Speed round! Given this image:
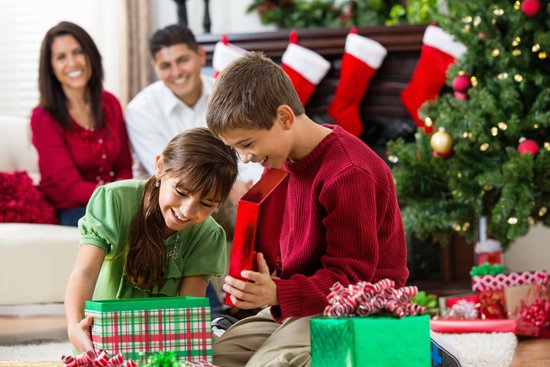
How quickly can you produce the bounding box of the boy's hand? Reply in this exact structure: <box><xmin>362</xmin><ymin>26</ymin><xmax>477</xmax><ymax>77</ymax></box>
<box><xmin>223</xmin><ymin>252</ymin><xmax>278</xmax><ymax>309</ymax></box>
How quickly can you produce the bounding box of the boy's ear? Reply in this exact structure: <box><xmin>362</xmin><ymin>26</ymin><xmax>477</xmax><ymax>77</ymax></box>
<box><xmin>154</xmin><ymin>155</ymin><xmax>164</xmax><ymax>179</ymax></box>
<box><xmin>276</xmin><ymin>105</ymin><xmax>295</xmax><ymax>130</ymax></box>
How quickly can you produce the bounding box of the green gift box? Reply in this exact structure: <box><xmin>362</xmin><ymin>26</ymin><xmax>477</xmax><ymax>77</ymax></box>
<box><xmin>85</xmin><ymin>296</ymin><xmax>212</xmax><ymax>363</ymax></box>
<box><xmin>311</xmin><ymin>315</ymin><xmax>431</xmax><ymax>367</ymax></box>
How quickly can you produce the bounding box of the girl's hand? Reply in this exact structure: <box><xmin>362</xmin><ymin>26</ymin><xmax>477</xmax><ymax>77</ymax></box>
<box><xmin>223</xmin><ymin>252</ymin><xmax>278</xmax><ymax>309</ymax></box>
<box><xmin>68</xmin><ymin>315</ymin><xmax>94</xmax><ymax>354</ymax></box>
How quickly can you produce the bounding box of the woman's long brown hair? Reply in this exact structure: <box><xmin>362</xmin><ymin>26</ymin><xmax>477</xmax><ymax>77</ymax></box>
<box><xmin>125</xmin><ymin>128</ymin><xmax>238</xmax><ymax>289</ymax></box>
<box><xmin>38</xmin><ymin>21</ymin><xmax>104</xmax><ymax>130</ymax></box>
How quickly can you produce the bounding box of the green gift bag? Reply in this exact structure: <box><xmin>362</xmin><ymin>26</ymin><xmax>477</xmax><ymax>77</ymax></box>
<box><xmin>310</xmin><ymin>315</ymin><xmax>431</xmax><ymax>367</ymax></box>
<box><xmin>85</xmin><ymin>296</ymin><xmax>211</xmax><ymax>363</ymax></box>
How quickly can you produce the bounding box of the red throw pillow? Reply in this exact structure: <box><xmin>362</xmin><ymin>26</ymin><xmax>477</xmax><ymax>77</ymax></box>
<box><xmin>0</xmin><ymin>171</ymin><xmax>57</xmax><ymax>224</ymax></box>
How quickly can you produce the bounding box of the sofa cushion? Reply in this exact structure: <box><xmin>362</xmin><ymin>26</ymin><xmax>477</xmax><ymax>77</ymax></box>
<box><xmin>0</xmin><ymin>115</ymin><xmax>39</xmax><ymax>183</ymax></box>
<box><xmin>0</xmin><ymin>223</ymin><xmax>80</xmax><ymax>305</ymax></box>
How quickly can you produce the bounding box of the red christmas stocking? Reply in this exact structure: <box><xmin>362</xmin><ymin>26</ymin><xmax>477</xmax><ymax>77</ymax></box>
<box><xmin>401</xmin><ymin>25</ymin><xmax>466</xmax><ymax>133</ymax></box>
<box><xmin>281</xmin><ymin>31</ymin><xmax>331</xmax><ymax>106</ymax></box>
<box><xmin>328</xmin><ymin>29</ymin><xmax>387</xmax><ymax>137</ymax></box>
<box><xmin>213</xmin><ymin>35</ymin><xmax>248</xmax><ymax>78</ymax></box>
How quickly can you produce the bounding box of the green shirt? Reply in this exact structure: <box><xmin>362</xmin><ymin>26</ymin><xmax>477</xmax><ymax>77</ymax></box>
<box><xmin>78</xmin><ymin>180</ymin><xmax>227</xmax><ymax>300</ymax></box>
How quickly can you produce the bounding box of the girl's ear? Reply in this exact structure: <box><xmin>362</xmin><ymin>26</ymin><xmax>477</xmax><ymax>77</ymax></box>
<box><xmin>154</xmin><ymin>155</ymin><xmax>164</xmax><ymax>179</ymax></box>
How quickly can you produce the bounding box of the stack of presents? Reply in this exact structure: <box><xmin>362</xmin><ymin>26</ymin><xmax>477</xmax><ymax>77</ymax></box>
<box><xmin>431</xmin><ymin>240</ymin><xmax>549</xmax><ymax>340</ymax></box>
<box><xmin>62</xmin><ymin>171</ymin><xmax>549</xmax><ymax>366</ymax></box>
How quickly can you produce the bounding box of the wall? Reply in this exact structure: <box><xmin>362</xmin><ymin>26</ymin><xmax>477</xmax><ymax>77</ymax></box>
<box><xmin>0</xmin><ymin>0</ymin><xmax>122</xmax><ymax>119</ymax></box>
<box><xmin>151</xmin><ymin>0</ymin><xmax>273</xmax><ymax>36</ymax></box>
<box><xmin>505</xmin><ymin>224</ymin><xmax>550</xmax><ymax>272</ymax></box>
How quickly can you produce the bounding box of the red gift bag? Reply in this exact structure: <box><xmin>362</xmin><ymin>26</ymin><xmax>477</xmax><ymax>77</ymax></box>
<box><xmin>225</xmin><ymin>168</ymin><xmax>289</xmax><ymax>306</ymax></box>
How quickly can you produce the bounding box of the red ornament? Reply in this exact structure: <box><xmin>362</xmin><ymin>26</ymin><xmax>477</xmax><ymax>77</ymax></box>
<box><xmin>518</xmin><ymin>139</ymin><xmax>540</xmax><ymax>156</ymax></box>
<box><xmin>432</xmin><ymin>149</ymin><xmax>453</xmax><ymax>158</ymax></box>
<box><xmin>454</xmin><ymin>91</ymin><xmax>468</xmax><ymax>101</ymax></box>
<box><xmin>521</xmin><ymin>0</ymin><xmax>541</xmax><ymax>17</ymax></box>
<box><xmin>452</xmin><ymin>74</ymin><xmax>471</xmax><ymax>93</ymax></box>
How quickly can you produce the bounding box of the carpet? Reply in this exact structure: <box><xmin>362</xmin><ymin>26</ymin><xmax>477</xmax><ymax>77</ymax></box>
<box><xmin>0</xmin><ymin>333</ymin><xmax>517</xmax><ymax>366</ymax></box>
<box><xmin>434</xmin><ymin>332</ymin><xmax>517</xmax><ymax>367</ymax></box>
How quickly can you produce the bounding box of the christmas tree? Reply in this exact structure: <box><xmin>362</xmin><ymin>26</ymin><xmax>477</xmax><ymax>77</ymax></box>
<box><xmin>388</xmin><ymin>0</ymin><xmax>550</xmax><ymax>248</ymax></box>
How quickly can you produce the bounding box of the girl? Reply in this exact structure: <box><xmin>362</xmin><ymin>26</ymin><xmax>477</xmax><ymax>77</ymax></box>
<box><xmin>31</xmin><ymin>21</ymin><xmax>132</xmax><ymax>226</ymax></box>
<box><xmin>64</xmin><ymin>128</ymin><xmax>238</xmax><ymax>354</ymax></box>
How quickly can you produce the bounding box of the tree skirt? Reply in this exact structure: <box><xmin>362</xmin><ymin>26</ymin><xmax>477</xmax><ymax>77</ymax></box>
<box><xmin>434</xmin><ymin>332</ymin><xmax>517</xmax><ymax>367</ymax></box>
<box><xmin>0</xmin><ymin>333</ymin><xmax>518</xmax><ymax>366</ymax></box>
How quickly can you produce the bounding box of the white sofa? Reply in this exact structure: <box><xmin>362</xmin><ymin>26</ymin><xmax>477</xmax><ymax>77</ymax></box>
<box><xmin>0</xmin><ymin>115</ymin><xmax>80</xmax><ymax>305</ymax></box>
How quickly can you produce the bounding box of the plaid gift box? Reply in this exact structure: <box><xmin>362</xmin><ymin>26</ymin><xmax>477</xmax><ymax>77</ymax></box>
<box><xmin>311</xmin><ymin>315</ymin><xmax>431</xmax><ymax>367</ymax></box>
<box><xmin>472</xmin><ymin>271</ymin><xmax>548</xmax><ymax>293</ymax></box>
<box><xmin>85</xmin><ymin>296</ymin><xmax>212</xmax><ymax>363</ymax></box>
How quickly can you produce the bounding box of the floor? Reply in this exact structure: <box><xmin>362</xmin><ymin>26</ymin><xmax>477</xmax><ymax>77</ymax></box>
<box><xmin>1</xmin><ymin>314</ymin><xmax>550</xmax><ymax>365</ymax></box>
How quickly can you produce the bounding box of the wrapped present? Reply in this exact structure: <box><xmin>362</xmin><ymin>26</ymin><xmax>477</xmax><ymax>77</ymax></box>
<box><xmin>225</xmin><ymin>168</ymin><xmax>289</xmax><ymax>306</ymax></box>
<box><xmin>413</xmin><ymin>291</ymin><xmax>439</xmax><ymax>318</ymax></box>
<box><xmin>442</xmin><ymin>299</ymin><xmax>479</xmax><ymax>320</ymax></box>
<box><xmin>85</xmin><ymin>296</ymin><xmax>212</xmax><ymax>363</ymax></box>
<box><xmin>478</xmin><ymin>290</ymin><xmax>507</xmax><ymax>319</ymax></box>
<box><xmin>471</xmin><ymin>270</ymin><xmax>548</xmax><ymax>292</ymax></box>
<box><xmin>311</xmin><ymin>279</ymin><xmax>430</xmax><ymax>366</ymax></box>
<box><xmin>311</xmin><ymin>315</ymin><xmax>431</xmax><ymax>367</ymax></box>
<box><xmin>504</xmin><ymin>285</ymin><xmax>538</xmax><ymax>316</ymax></box>
<box><xmin>514</xmin><ymin>285</ymin><xmax>550</xmax><ymax>338</ymax></box>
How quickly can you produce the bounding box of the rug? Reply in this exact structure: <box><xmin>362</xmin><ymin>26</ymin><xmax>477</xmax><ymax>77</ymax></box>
<box><xmin>0</xmin><ymin>333</ymin><xmax>517</xmax><ymax>366</ymax></box>
<box><xmin>433</xmin><ymin>332</ymin><xmax>517</xmax><ymax>367</ymax></box>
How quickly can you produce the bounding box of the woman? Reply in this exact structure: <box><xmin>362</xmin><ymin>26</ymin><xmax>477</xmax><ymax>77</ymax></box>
<box><xmin>31</xmin><ymin>21</ymin><xmax>132</xmax><ymax>226</ymax></box>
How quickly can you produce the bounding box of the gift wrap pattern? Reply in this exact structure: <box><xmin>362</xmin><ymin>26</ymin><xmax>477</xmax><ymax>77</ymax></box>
<box><xmin>85</xmin><ymin>297</ymin><xmax>212</xmax><ymax>363</ymax></box>
<box><xmin>311</xmin><ymin>315</ymin><xmax>431</xmax><ymax>367</ymax></box>
<box><xmin>472</xmin><ymin>271</ymin><xmax>548</xmax><ymax>292</ymax></box>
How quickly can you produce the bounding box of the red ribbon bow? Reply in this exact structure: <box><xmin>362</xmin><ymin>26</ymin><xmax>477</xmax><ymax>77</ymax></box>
<box><xmin>324</xmin><ymin>279</ymin><xmax>424</xmax><ymax>318</ymax></box>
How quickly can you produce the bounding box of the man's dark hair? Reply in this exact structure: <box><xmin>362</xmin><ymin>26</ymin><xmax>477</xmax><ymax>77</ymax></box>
<box><xmin>148</xmin><ymin>24</ymin><xmax>199</xmax><ymax>57</ymax></box>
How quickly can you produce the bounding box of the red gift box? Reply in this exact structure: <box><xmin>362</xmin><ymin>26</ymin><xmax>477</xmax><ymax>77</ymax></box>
<box><xmin>471</xmin><ymin>271</ymin><xmax>548</xmax><ymax>292</ymax></box>
<box><xmin>225</xmin><ymin>168</ymin><xmax>289</xmax><ymax>306</ymax></box>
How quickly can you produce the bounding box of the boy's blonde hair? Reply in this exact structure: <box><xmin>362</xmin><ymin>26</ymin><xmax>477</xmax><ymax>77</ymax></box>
<box><xmin>207</xmin><ymin>52</ymin><xmax>305</xmax><ymax>136</ymax></box>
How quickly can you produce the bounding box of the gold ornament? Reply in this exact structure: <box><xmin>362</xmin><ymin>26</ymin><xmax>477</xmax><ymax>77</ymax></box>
<box><xmin>430</xmin><ymin>127</ymin><xmax>453</xmax><ymax>154</ymax></box>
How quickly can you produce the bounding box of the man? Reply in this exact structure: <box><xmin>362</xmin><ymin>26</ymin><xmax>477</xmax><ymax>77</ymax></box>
<box><xmin>125</xmin><ymin>24</ymin><xmax>262</xmax><ymax>207</ymax></box>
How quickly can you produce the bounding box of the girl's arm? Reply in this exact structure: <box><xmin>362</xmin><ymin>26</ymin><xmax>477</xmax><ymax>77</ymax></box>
<box><xmin>178</xmin><ymin>276</ymin><xmax>208</xmax><ymax>297</ymax></box>
<box><xmin>64</xmin><ymin>244</ymin><xmax>105</xmax><ymax>354</ymax></box>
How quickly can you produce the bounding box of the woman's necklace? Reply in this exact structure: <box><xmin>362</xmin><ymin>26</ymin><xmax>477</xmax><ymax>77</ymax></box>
<box><xmin>167</xmin><ymin>231</ymin><xmax>179</xmax><ymax>260</ymax></box>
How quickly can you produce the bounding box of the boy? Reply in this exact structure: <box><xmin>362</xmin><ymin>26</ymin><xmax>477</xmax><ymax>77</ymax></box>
<box><xmin>206</xmin><ymin>52</ymin><xmax>409</xmax><ymax>367</ymax></box>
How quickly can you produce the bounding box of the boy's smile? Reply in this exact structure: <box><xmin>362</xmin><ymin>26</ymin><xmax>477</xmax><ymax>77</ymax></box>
<box><xmin>220</xmin><ymin>124</ymin><xmax>288</xmax><ymax>168</ymax></box>
<box><xmin>220</xmin><ymin>126</ymin><xmax>290</xmax><ymax>169</ymax></box>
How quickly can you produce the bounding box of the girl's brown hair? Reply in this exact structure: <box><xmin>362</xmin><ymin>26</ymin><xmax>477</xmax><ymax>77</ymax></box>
<box><xmin>38</xmin><ymin>21</ymin><xmax>104</xmax><ymax>130</ymax></box>
<box><xmin>125</xmin><ymin>128</ymin><xmax>238</xmax><ymax>289</ymax></box>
